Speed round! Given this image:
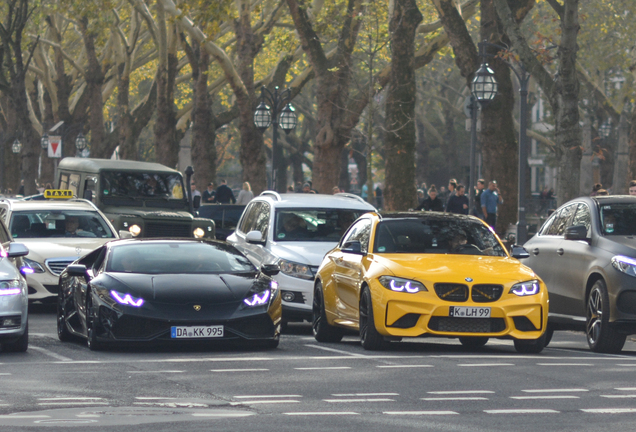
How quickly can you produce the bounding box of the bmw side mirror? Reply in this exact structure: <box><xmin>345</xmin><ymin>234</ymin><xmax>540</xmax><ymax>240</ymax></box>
<box><xmin>510</xmin><ymin>245</ymin><xmax>530</xmax><ymax>260</ymax></box>
<box><xmin>261</xmin><ymin>264</ymin><xmax>280</xmax><ymax>276</ymax></box>
<box><xmin>246</xmin><ymin>230</ymin><xmax>265</xmax><ymax>245</ymax></box>
<box><xmin>341</xmin><ymin>240</ymin><xmax>365</xmax><ymax>255</ymax></box>
<box><xmin>66</xmin><ymin>264</ymin><xmax>88</xmax><ymax>277</ymax></box>
<box><xmin>564</xmin><ymin>225</ymin><xmax>589</xmax><ymax>242</ymax></box>
<box><xmin>7</xmin><ymin>243</ymin><xmax>29</xmax><ymax>258</ymax></box>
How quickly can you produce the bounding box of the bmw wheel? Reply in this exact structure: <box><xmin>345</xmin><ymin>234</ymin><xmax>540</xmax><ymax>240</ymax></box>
<box><xmin>359</xmin><ymin>287</ymin><xmax>388</xmax><ymax>351</ymax></box>
<box><xmin>312</xmin><ymin>281</ymin><xmax>344</xmax><ymax>343</ymax></box>
<box><xmin>514</xmin><ymin>333</ymin><xmax>546</xmax><ymax>353</ymax></box>
<box><xmin>586</xmin><ymin>279</ymin><xmax>625</xmax><ymax>353</ymax></box>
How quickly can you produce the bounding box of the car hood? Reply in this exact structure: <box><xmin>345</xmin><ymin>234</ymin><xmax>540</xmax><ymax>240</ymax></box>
<box><xmin>101</xmin><ymin>206</ymin><xmax>193</xmax><ymax>220</ymax></box>
<box><xmin>270</xmin><ymin>241</ymin><xmax>336</xmax><ymax>266</ymax></box>
<box><xmin>101</xmin><ymin>272</ymin><xmax>262</xmax><ymax>304</ymax></box>
<box><xmin>373</xmin><ymin>254</ymin><xmax>538</xmax><ymax>285</ymax></box>
<box><xmin>18</xmin><ymin>238</ymin><xmax>111</xmax><ymax>262</ymax></box>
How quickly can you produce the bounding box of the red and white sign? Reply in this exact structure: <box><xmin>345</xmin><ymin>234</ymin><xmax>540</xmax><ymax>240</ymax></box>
<box><xmin>48</xmin><ymin>136</ymin><xmax>62</xmax><ymax>158</ymax></box>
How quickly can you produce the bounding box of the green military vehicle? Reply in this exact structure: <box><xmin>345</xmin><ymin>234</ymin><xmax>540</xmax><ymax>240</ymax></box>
<box><xmin>55</xmin><ymin>158</ymin><xmax>214</xmax><ymax>239</ymax></box>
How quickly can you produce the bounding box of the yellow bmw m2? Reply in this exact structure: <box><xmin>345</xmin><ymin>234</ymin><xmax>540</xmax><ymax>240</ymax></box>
<box><xmin>313</xmin><ymin>212</ymin><xmax>548</xmax><ymax>353</ymax></box>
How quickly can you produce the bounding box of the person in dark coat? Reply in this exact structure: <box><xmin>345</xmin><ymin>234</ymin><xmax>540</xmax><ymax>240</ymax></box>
<box><xmin>446</xmin><ymin>184</ymin><xmax>469</xmax><ymax>215</ymax></box>
<box><xmin>202</xmin><ymin>182</ymin><xmax>216</xmax><ymax>203</ymax></box>
<box><xmin>416</xmin><ymin>185</ymin><xmax>444</xmax><ymax>212</ymax></box>
<box><xmin>215</xmin><ymin>179</ymin><xmax>236</xmax><ymax>204</ymax></box>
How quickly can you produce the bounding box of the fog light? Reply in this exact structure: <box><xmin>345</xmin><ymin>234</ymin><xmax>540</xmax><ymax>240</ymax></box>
<box><xmin>193</xmin><ymin>227</ymin><xmax>205</xmax><ymax>238</ymax></box>
<box><xmin>282</xmin><ymin>291</ymin><xmax>295</xmax><ymax>302</ymax></box>
<box><xmin>129</xmin><ymin>224</ymin><xmax>141</xmax><ymax>237</ymax></box>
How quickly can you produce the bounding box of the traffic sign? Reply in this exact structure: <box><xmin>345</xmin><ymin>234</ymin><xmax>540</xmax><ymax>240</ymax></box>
<box><xmin>48</xmin><ymin>136</ymin><xmax>62</xmax><ymax>158</ymax></box>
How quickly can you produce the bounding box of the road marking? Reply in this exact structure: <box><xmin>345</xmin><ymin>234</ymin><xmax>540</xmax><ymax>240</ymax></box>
<box><xmin>134</xmin><ymin>402</ymin><xmax>210</xmax><ymax>407</ymax></box>
<box><xmin>600</xmin><ymin>394</ymin><xmax>636</xmax><ymax>398</ymax></box>
<box><xmin>581</xmin><ymin>408</ymin><xmax>636</xmax><ymax>414</ymax></box>
<box><xmin>485</xmin><ymin>409</ymin><xmax>559</xmax><ymax>414</ymax></box>
<box><xmin>234</xmin><ymin>395</ymin><xmax>302</xmax><ymax>399</ymax></box>
<box><xmin>421</xmin><ymin>397</ymin><xmax>488</xmax><ymax>401</ymax></box>
<box><xmin>522</xmin><ymin>389</ymin><xmax>588</xmax><ymax>393</ymax></box>
<box><xmin>384</xmin><ymin>411</ymin><xmax>458</xmax><ymax>415</ymax></box>
<box><xmin>458</xmin><ymin>363</ymin><xmax>515</xmax><ymax>367</ymax></box>
<box><xmin>210</xmin><ymin>368</ymin><xmax>269</xmax><ymax>372</ymax></box>
<box><xmin>284</xmin><ymin>412</ymin><xmax>360</xmax><ymax>416</ymax></box>
<box><xmin>28</xmin><ymin>346</ymin><xmax>72</xmax><ymax>362</ymax></box>
<box><xmin>305</xmin><ymin>344</ymin><xmax>366</xmax><ymax>357</ymax></box>
<box><xmin>536</xmin><ymin>363</ymin><xmax>594</xmax><ymax>366</ymax></box>
<box><xmin>332</xmin><ymin>393</ymin><xmax>398</xmax><ymax>397</ymax></box>
<box><xmin>38</xmin><ymin>402</ymin><xmax>109</xmax><ymax>406</ymax></box>
<box><xmin>376</xmin><ymin>365</ymin><xmax>433</xmax><ymax>368</ymax></box>
<box><xmin>295</xmin><ymin>367</ymin><xmax>351</xmax><ymax>371</ymax></box>
<box><xmin>135</xmin><ymin>397</ymin><xmax>174</xmax><ymax>400</ymax></box>
<box><xmin>615</xmin><ymin>388</ymin><xmax>636</xmax><ymax>391</ymax></box>
<box><xmin>191</xmin><ymin>413</ymin><xmax>254</xmax><ymax>417</ymax></box>
<box><xmin>126</xmin><ymin>370</ymin><xmax>184</xmax><ymax>374</ymax></box>
<box><xmin>0</xmin><ymin>415</ymin><xmax>50</xmax><ymax>419</ymax></box>
<box><xmin>427</xmin><ymin>390</ymin><xmax>494</xmax><ymax>394</ymax></box>
<box><xmin>616</xmin><ymin>364</ymin><xmax>636</xmax><ymax>367</ymax></box>
<box><xmin>510</xmin><ymin>395</ymin><xmax>580</xmax><ymax>400</ymax></box>
<box><xmin>231</xmin><ymin>400</ymin><xmax>300</xmax><ymax>405</ymax></box>
<box><xmin>38</xmin><ymin>397</ymin><xmax>104</xmax><ymax>401</ymax></box>
<box><xmin>0</xmin><ymin>373</ymin><xmax>11</xmax><ymax>375</ymax></box>
<box><xmin>324</xmin><ymin>398</ymin><xmax>394</xmax><ymax>403</ymax></box>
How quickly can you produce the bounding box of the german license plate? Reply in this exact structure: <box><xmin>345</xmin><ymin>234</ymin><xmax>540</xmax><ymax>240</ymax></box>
<box><xmin>449</xmin><ymin>306</ymin><xmax>491</xmax><ymax>318</ymax></box>
<box><xmin>170</xmin><ymin>325</ymin><xmax>224</xmax><ymax>338</ymax></box>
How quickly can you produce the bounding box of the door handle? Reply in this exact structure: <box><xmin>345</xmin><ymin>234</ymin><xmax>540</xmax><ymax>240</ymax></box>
<box><xmin>556</xmin><ymin>248</ymin><xmax>564</xmax><ymax>255</ymax></box>
<box><xmin>532</xmin><ymin>248</ymin><xmax>539</xmax><ymax>255</ymax></box>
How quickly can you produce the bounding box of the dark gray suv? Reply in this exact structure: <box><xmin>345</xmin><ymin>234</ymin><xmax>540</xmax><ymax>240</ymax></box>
<box><xmin>522</xmin><ymin>195</ymin><xmax>636</xmax><ymax>353</ymax></box>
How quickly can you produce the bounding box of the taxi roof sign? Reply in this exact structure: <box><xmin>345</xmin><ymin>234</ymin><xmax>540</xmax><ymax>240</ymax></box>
<box><xmin>44</xmin><ymin>189</ymin><xmax>74</xmax><ymax>199</ymax></box>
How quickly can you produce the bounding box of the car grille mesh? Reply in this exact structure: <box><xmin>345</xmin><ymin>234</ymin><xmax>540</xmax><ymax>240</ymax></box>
<box><xmin>428</xmin><ymin>317</ymin><xmax>506</xmax><ymax>333</ymax></box>
<box><xmin>145</xmin><ymin>222</ymin><xmax>191</xmax><ymax>238</ymax></box>
<box><xmin>434</xmin><ymin>283</ymin><xmax>469</xmax><ymax>302</ymax></box>
<box><xmin>45</xmin><ymin>258</ymin><xmax>76</xmax><ymax>276</ymax></box>
<box><xmin>471</xmin><ymin>284</ymin><xmax>504</xmax><ymax>303</ymax></box>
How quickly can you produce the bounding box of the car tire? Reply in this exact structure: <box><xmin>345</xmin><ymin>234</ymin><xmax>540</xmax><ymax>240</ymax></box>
<box><xmin>459</xmin><ymin>336</ymin><xmax>489</xmax><ymax>348</ymax></box>
<box><xmin>312</xmin><ymin>282</ymin><xmax>344</xmax><ymax>343</ymax></box>
<box><xmin>587</xmin><ymin>279</ymin><xmax>626</xmax><ymax>353</ymax></box>
<box><xmin>3</xmin><ymin>323</ymin><xmax>28</xmax><ymax>353</ymax></box>
<box><xmin>86</xmin><ymin>293</ymin><xmax>105</xmax><ymax>352</ymax></box>
<box><xmin>543</xmin><ymin>325</ymin><xmax>554</xmax><ymax>347</ymax></box>
<box><xmin>57</xmin><ymin>297</ymin><xmax>74</xmax><ymax>342</ymax></box>
<box><xmin>513</xmin><ymin>333</ymin><xmax>546</xmax><ymax>354</ymax></box>
<box><xmin>359</xmin><ymin>287</ymin><xmax>388</xmax><ymax>351</ymax></box>
<box><xmin>261</xmin><ymin>337</ymin><xmax>280</xmax><ymax>349</ymax></box>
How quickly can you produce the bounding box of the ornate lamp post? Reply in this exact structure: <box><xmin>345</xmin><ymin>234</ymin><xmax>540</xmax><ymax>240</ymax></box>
<box><xmin>41</xmin><ymin>132</ymin><xmax>49</xmax><ymax>150</ymax></box>
<box><xmin>253</xmin><ymin>86</ymin><xmax>297</xmax><ymax>191</ymax></box>
<box><xmin>75</xmin><ymin>132</ymin><xmax>87</xmax><ymax>156</ymax></box>
<box><xmin>11</xmin><ymin>139</ymin><xmax>22</xmax><ymax>154</ymax></box>
<box><xmin>475</xmin><ymin>40</ymin><xmax>532</xmax><ymax>244</ymax></box>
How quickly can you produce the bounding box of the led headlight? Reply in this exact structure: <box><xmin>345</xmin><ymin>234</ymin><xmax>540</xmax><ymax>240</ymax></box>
<box><xmin>510</xmin><ymin>280</ymin><xmax>540</xmax><ymax>296</ymax></box>
<box><xmin>23</xmin><ymin>258</ymin><xmax>45</xmax><ymax>273</ymax></box>
<box><xmin>129</xmin><ymin>224</ymin><xmax>141</xmax><ymax>237</ymax></box>
<box><xmin>244</xmin><ymin>290</ymin><xmax>270</xmax><ymax>306</ymax></box>
<box><xmin>611</xmin><ymin>256</ymin><xmax>636</xmax><ymax>278</ymax></box>
<box><xmin>110</xmin><ymin>290</ymin><xmax>144</xmax><ymax>307</ymax></box>
<box><xmin>0</xmin><ymin>279</ymin><xmax>22</xmax><ymax>296</ymax></box>
<box><xmin>378</xmin><ymin>276</ymin><xmax>427</xmax><ymax>293</ymax></box>
<box><xmin>278</xmin><ymin>259</ymin><xmax>313</xmax><ymax>280</ymax></box>
<box><xmin>193</xmin><ymin>227</ymin><xmax>205</xmax><ymax>238</ymax></box>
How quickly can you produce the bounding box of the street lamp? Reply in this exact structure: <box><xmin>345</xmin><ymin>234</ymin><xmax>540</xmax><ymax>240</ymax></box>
<box><xmin>475</xmin><ymin>40</ymin><xmax>532</xmax><ymax>244</ymax></box>
<box><xmin>75</xmin><ymin>132</ymin><xmax>87</xmax><ymax>153</ymax></box>
<box><xmin>11</xmin><ymin>139</ymin><xmax>22</xmax><ymax>154</ymax></box>
<box><xmin>41</xmin><ymin>133</ymin><xmax>49</xmax><ymax>150</ymax></box>
<box><xmin>253</xmin><ymin>86</ymin><xmax>297</xmax><ymax>191</ymax></box>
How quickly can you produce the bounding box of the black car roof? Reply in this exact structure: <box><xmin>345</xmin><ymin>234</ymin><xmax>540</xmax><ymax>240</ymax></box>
<box><xmin>378</xmin><ymin>211</ymin><xmax>481</xmax><ymax>223</ymax></box>
<box><xmin>593</xmin><ymin>195</ymin><xmax>636</xmax><ymax>205</ymax></box>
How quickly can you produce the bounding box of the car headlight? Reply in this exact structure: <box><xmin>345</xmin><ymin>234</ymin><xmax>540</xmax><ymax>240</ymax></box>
<box><xmin>611</xmin><ymin>256</ymin><xmax>636</xmax><ymax>277</ymax></box>
<box><xmin>193</xmin><ymin>227</ymin><xmax>205</xmax><ymax>238</ymax></box>
<box><xmin>129</xmin><ymin>224</ymin><xmax>141</xmax><ymax>237</ymax></box>
<box><xmin>0</xmin><ymin>279</ymin><xmax>22</xmax><ymax>296</ymax></box>
<box><xmin>509</xmin><ymin>280</ymin><xmax>540</xmax><ymax>296</ymax></box>
<box><xmin>378</xmin><ymin>276</ymin><xmax>427</xmax><ymax>293</ymax></box>
<box><xmin>23</xmin><ymin>258</ymin><xmax>45</xmax><ymax>273</ymax></box>
<box><xmin>244</xmin><ymin>290</ymin><xmax>271</xmax><ymax>306</ymax></box>
<box><xmin>278</xmin><ymin>259</ymin><xmax>313</xmax><ymax>280</ymax></box>
<box><xmin>110</xmin><ymin>290</ymin><xmax>144</xmax><ymax>307</ymax></box>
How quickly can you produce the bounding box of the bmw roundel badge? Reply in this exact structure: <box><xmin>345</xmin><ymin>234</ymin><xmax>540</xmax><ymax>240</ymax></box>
<box><xmin>193</xmin><ymin>305</ymin><xmax>202</xmax><ymax>311</ymax></box>
<box><xmin>465</xmin><ymin>277</ymin><xmax>473</xmax><ymax>282</ymax></box>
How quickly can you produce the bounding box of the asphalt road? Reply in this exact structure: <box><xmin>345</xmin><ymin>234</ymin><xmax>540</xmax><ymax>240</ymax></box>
<box><xmin>2</xmin><ymin>305</ymin><xmax>636</xmax><ymax>432</ymax></box>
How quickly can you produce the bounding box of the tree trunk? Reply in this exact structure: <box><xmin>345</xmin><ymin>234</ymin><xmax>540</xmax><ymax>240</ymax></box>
<box><xmin>628</xmin><ymin>108</ymin><xmax>636</xmax><ymax>181</ymax></box>
<box><xmin>116</xmin><ymin>69</ymin><xmax>136</xmax><ymax>160</ymax></box>
<box><xmin>415</xmin><ymin>115</ymin><xmax>429</xmax><ymax>187</ymax></box>
<box><xmin>383</xmin><ymin>0</ymin><xmax>422</xmax><ymax>211</ymax></box>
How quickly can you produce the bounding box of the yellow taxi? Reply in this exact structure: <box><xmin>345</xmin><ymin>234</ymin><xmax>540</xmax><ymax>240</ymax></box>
<box><xmin>313</xmin><ymin>212</ymin><xmax>549</xmax><ymax>352</ymax></box>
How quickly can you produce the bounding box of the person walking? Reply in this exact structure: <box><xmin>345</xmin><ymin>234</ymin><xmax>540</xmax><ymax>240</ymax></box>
<box><xmin>481</xmin><ymin>180</ymin><xmax>503</xmax><ymax>231</ymax></box>
<box><xmin>190</xmin><ymin>181</ymin><xmax>202</xmax><ymax>208</ymax></box>
<box><xmin>215</xmin><ymin>179</ymin><xmax>236</xmax><ymax>204</ymax></box>
<box><xmin>472</xmin><ymin>179</ymin><xmax>486</xmax><ymax>219</ymax></box>
<box><xmin>446</xmin><ymin>184</ymin><xmax>469</xmax><ymax>215</ymax></box>
<box><xmin>202</xmin><ymin>182</ymin><xmax>216</xmax><ymax>204</ymax></box>
<box><xmin>236</xmin><ymin>182</ymin><xmax>254</xmax><ymax>204</ymax></box>
<box><xmin>416</xmin><ymin>185</ymin><xmax>444</xmax><ymax>212</ymax></box>
<box><xmin>375</xmin><ymin>183</ymin><xmax>384</xmax><ymax>210</ymax></box>
<box><xmin>629</xmin><ymin>180</ymin><xmax>636</xmax><ymax>196</ymax></box>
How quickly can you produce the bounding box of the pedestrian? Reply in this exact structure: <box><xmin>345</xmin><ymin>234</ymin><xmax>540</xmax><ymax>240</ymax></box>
<box><xmin>416</xmin><ymin>185</ymin><xmax>444</xmax><ymax>212</ymax></box>
<box><xmin>190</xmin><ymin>181</ymin><xmax>202</xmax><ymax>209</ymax></box>
<box><xmin>307</xmin><ymin>180</ymin><xmax>318</xmax><ymax>193</ymax></box>
<box><xmin>202</xmin><ymin>182</ymin><xmax>216</xmax><ymax>204</ymax></box>
<box><xmin>295</xmin><ymin>181</ymin><xmax>303</xmax><ymax>193</ymax></box>
<box><xmin>332</xmin><ymin>186</ymin><xmax>341</xmax><ymax>194</ymax></box>
<box><xmin>361</xmin><ymin>183</ymin><xmax>368</xmax><ymax>200</ymax></box>
<box><xmin>628</xmin><ymin>180</ymin><xmax>636</xmax><ymax>196</ymax></box>
<box><xmin>473</xmin><ymin>179</ymin><xmax>486</xmax><ymax>219</ymax></box>
<box><xmin>446</xmin><ymin>184</ymin><xmax>469</xmax><ymax>215</ymax></box>
<box><xmin>287</xmin><ymin>185</ymin><xmax>295</xmax><ymax>193</ymax></box>
<box><xmin>215</xmin><ymin>179</ymin><xmax>236</xmax><ymax>204</ymax></box>
<box><xmin>302</xmin><ymin>182</ymin><xmax>311</xmax><ymax>193</ymax></box>
<box><xmin>481</xmin><ymin>180</ymin><xmax>503</xmax><ymax>231</ymax></box>
<box><xmin>416</xmin><ymin>189</ymin><xmax>425</xmax><ymax>206</ymax></box>
<box><xmin>448</xmin><ymin>179</ymin><xmax>457</xmax><ymax>198</ymax></box>
<box><xmin>438</xmin><ymin>186</ymin><xmax>449</xmax><ymax>206</ymax></box>
<box><xmin>375</xmin><ymin>183</ymin><xmax>384</xmax><ymax>210</ymax></box>
<box><xmin>591</xmin><ymin>183</ymin><xmax>603</xmax><ymax>196</ymax></box>
<box><xmin>236</xmin><ymin>182</ymin><xmax>254</xmax><ymax>204</ymax></box>
<box><xmin>18</xmin><ymin>180</ymin><xmax>25</xmax><ymax>196</ymax></box>
<box><xmin>596</xmin><ymin>189</ymin><xmax>609</xmax><ymax>196</ymax></box>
